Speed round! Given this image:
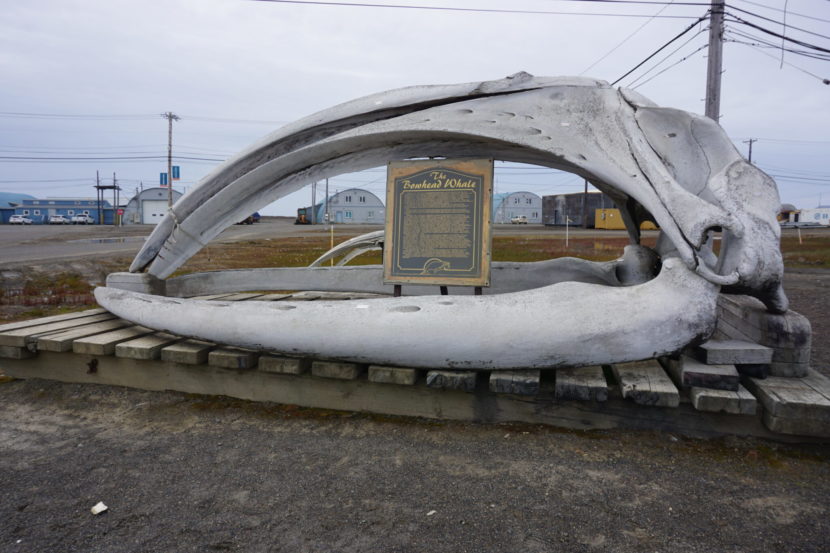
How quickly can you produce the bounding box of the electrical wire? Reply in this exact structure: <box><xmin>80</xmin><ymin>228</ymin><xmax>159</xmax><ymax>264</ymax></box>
<box><xmin>580</xmin><ymin>0</ymin><xmax>678</xmax><ymax>75</ymax></box>
<box><xmin>632</xmin><ymin>43</ymin><xmax>708</xmax><ymax>88</ymax></box>
<box><xmin>730</xmin><ymin>0</ymin><xmax>830</xmax><ymax>24</ymax></box>
<box><xmin>725</xmin><ymin>4</ymin><xmax>830</xmax><ymax>41</ymax></box>
<box><xmin>250</xmin><ymin>0</ymin><xmax>707</xmax><ymax>18</ymax></box>
<box><xmin>625</xmin><ymin>28</ymin><xmax>707</xmax><ymax>87</ymax></box>
<box><xmin>725</xmin><ymin>12</ymin><xmax>830</xmax><ymax>53</ymax></box>
<box><xmin>611</xmin><ymin>12</ymin><xmax>709</xmax><ymax>85</ymax></box>
<box><xmin>727</xmin><ymin>36</ymin><xmax>830</xmax><ymax>83</ymax></box>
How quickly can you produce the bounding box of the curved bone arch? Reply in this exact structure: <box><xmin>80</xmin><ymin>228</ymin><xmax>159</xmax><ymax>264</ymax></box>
<box><xmin>97</xmin><ymin>73</ymin><xmax>787</xmax><ymax>370</ymax></box>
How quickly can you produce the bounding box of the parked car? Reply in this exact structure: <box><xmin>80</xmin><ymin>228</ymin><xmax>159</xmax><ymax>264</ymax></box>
<box><xmin>510</xmin><ymin>215</ymin><xmax>528</xmax><ymax>224</ymax></box>
<box><xmin>9</xmin><ymin>215</ymin><xmax>33</xmax><ymax>225</ymax></box>
<box><xmin>49</xmin><ymin>214</ymin><xmax>70</xmax><ymax>224</ymax></box>
<box><xmin>71</xmin><ymin>214</ymin><xmax>94</xmax><ymax>225</ymax></box>
<box><xmin>237</xmin><ymin>212</ymin><xmax>261</xmax><ymax>225</ymax></box>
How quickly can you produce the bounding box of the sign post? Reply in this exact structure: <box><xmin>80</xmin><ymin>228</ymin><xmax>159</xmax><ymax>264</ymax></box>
<box><xmin>384</xmin><ymin>159</ymin><xmax>493</xmax><ymax>288</ymax></box>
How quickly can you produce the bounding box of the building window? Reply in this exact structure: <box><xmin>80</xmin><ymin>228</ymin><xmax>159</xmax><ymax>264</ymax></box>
<box><xmin>367</xmin><ymin>211</ymin><xmax>374</xmax><ymax>218</ymax></box>
<box><xmin>68</xmin><ymin>210</ymin><xmax>75</xmax><ymax>216</ymax></box>
<box><xmin>33</xmin><ymin>201</ymin><xmax>39</xmax><ymax>205</ymax></box>
<box><xmin>359</xmin><ymin>196</ymin><xmax>365</xmax><ymax>203</ymax></box>
<box><xmin>526</xmin><ymin>198</ymin><xmax>532</xmax><ymax>204</ymax></box>
<box><xmin>533</xmin><ymin>212</ymin><xmax>538</xmax><ymax>218</ymax></box>
<box><xmin>48</xmin><ymin>201</ymin><xmax>55</xmax><ymax>205</ymax></box>
<box><xmin>345</xmin><ymin>195</ymin><xmax>352</xmax><ymax>202</ymax></box>
<box><xmin>33</xmin><ymin>210</ymin><xmax>40</xmax><ymax>215</ymax></box>
<box><xmin>514</xmin><ymin>198</ymin><xmax>519</xmax><ymax>204</ymax></box>
<box><xmin>83</xmin><ymin>210</ymin><xmax>90</xmax><ymax>215</ymax></box>
<box><xmin>345</xmin><ymin>211</ymin><xmax>352</xmax><ymax>219</ymax></box>
<box><xmin>23</xmin><ymin>210</ymin><xmax>30</xmax><ymax>215</ymax></box>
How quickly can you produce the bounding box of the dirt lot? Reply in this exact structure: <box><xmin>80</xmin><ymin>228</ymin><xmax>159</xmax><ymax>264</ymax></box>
<box><xmin>1</xmin><ymin>223</ymin><xmax>829</xmax><ymax>552</ymax></box>
<box><xmin>1</xmin><ymin>380</ymin><xmax>829</xmax><ymax>553</ymax></box>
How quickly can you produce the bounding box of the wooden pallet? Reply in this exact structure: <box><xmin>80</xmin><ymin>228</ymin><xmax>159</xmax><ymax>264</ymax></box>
<box><xmin>1</xmin><ymin>293</ymin><xmax>827</xmax><ymax>440</ymax></box>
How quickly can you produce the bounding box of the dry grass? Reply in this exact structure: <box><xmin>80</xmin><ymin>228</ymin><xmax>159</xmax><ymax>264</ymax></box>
<box><xmin>2</xmin><ymin>231</ymin><xmax>826</xmax><ymax>324</ymax></box>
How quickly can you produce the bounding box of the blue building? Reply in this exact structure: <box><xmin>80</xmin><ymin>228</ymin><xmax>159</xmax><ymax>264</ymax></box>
<box><xmin>11</xmin><ymin>197</ymin><xmax>113</xmax><ymax>224</ymax></box>
<box><xmin>0</xmin><ymin>192</ymin><xmax>36</xmax><ymax>224</ymax></box>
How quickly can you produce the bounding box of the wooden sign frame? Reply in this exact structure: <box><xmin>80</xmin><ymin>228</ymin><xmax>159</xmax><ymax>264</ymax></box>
<box><xmin>383</xmin><ymin>159</ymin><xmax>493</xmax><ymax>287</ymax></box>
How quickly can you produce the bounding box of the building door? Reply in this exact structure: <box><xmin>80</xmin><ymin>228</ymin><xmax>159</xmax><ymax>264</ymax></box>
<box><xmin>142</xmin><ymin>200</ymin><xmax>168</xmax><ymax>224</ymax></box>
<box><xmin>335</xmin><ymin>211</ymin><xmax>343</xmax><ymax>223</ymax></box>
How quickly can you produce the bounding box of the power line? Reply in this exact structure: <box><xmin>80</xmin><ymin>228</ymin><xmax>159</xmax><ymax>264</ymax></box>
<box><xmin>729</xmin><ymin>37</ymin><xmax>830</xmax><ymax>83</ymax></box>
<box><xmin>730</xmin><ymin>0</ymin><xmax>830</xmax><ymax>24</ymax></box>
<box><xmin>632</xmin><ymin>43</ymin><xmax>709</xmax><ymax>88</ymax></box>
<box><xmin>725</xmin><ymin>12</ymin><xmax>830</xmax><ymax>53</ymax></box>
<box><xmin>580</xmin><ymin>0</ymin><xmax>679</xmax><ymax>75</ymax></box>
<box><xmin>0</xmin><ymin>112</ymin><xmax>158</xmax><ymax>120</ymax></box>
<box><xmin>725</xmin><ymin>4</ymin><xmax>830</xmax><ymax>40</ymax></box>
<box><xmin>251</xmin><ymin>0</ymin><xmax>708</xmax><ymax>18</ymax></box>
<box><xmin>611</xmin><ymin>12</ymin><xmax>710</xmax><ymax>84</ymax></box>
<box><xmin>625</xmin><ymin>29</ymin><xmax>707</xmax><ymax>87</ymax></box>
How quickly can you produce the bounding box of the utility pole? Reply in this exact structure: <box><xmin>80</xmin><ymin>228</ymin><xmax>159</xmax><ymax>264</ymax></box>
<box><xmin>582</xmin><ymin>179</ymin><xmax>589</xmax><ymax>229</ymax></box>
<box><xmin>113</xmin><ymin>172</ymin><xmax>118</xmax><ymax>226</ymax></box>
<box><xmin>96</xmin><ymin>170</ymin><xmax>101</xmax><ymax>224</ymax></box>
<box><xmin>161</xmin><ymin>112</ymin><xmax>180</xmax><ymax>207</ymax></box>
<box><xmin>311</xmin><ymin>181</ymin><xmax>317</xmax><ymax>224</ymax></box>
<box><xmin>743</xmin><ymin>138</ymin><xmax>757</xmax><ymax>163</ymax></box>
<box><xmin>325</xmin><ymin>178</ymin><xmax>330</xmax><ymax>226</ymax></box>
<box><xmin>705</xmin><ymin>0</ymin><xmax>725</xmax><ymax>122</ymax></box>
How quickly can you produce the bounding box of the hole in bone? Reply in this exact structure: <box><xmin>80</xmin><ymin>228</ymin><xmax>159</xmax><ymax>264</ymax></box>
<box><xmin>499</xmin><ymin>112</ymin><xmax>516</xmax><ymax>117</ymax></box>
<box><xmin>271</xmin><ymin>304</ymin><xmax>298</xmax><ymax>311</ymax></box>
<box><xmin>457</xmin><ymin>109</ymin><xmax>473</xmax><ymax>114</ymax></box>
<box><xmin>528</xmin><ymin>128</ymin><xmax>542</xmax><ymax>135</ymax></box>
<box><xmin>578</xmin><ymin>154</ymin><xmax>587</xmax><ymax>160</ymax></box>
<box><xmin>389</xmin><ymin>305</ymin><xmax>421</xmax><ymax>313</ymax></box>
<box><xmin>438</xmin><ymin>301</ymin><xmax>454</xmax><ymax>305</ymax></box>
<box><xmin>700</xmin><ymin>227</ymin><xmax>724</xmax><ymax>272</ymax></box>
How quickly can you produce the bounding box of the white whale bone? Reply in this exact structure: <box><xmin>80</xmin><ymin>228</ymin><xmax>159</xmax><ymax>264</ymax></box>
<box><xmin>96</xmin><ymin>258</ymin><xmax>716</xmax><ymax>370</ymax></box>
<box><xmin>309</xmin><ymin>230</ymin><xmax>384</xmax><ymax>267</ymax></box>
<box><xmin>128</xmin><ymin>75</ymin><xmax>783</xmax><ymax>311</ymax></box>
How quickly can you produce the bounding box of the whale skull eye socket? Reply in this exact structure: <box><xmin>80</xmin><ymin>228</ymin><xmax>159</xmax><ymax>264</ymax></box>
<box><xmin>97</xmin><ymin>74</ymin><xmax>787</xmax><ymax>370</ymax></box>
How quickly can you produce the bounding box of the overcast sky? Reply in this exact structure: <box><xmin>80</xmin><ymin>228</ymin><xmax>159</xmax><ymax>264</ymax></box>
<box><xmin>1</xmin><ymin>0</ymin><xmax>828</xmax><ymax>215</ymax></box>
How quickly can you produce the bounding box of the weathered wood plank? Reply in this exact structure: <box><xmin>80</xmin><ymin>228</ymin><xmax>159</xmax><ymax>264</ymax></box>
<box><xmin>689</xmin><ymin>385</ymin><xmax>756</xmax><ymax>415</ymax></box>
<box><xmin>37</xmin><ymin>319</ymin><xmax>133</xmax><ymax>352</ymax></box>
<box><xmin>694</xmin><ymin>339</ymin><xmax>772</xmax><ymax>365</ymax></box>
<box><xmin>115</xmin><ymin>333</ymin><xmax>181</xmax><ymax>360</ymax></box>
<box><xmin>0</xmin><ymin>308</ymin><xmax>106</xmax><ymax>333</ymax></box>
<box><xmin>489</xmin><ymin>370</ymin><xmax>540</xmax><ymax>396</ymax></box>
<box><xmin>744</xmin><ymin>371</ymin><xmax>830</xmax><ymax>423</ymax></box>
<box><xmin>663</xmin><ymin>356</ymin><xmax>739</xmax><ymax>391</ymax></box>
<box><xmin>208</xmin><ymin>347</ymin><xmax>259</xmax><ymax>370</ymax></box>
<box><xmin>311</xmin><ymin>360</ymin><xmax>364</xmax><ymax>380</ymax></box>
<box><xmin>0</xmin><ymin>345</ymin><xmax>35</xmax><ymax>359</ymax></box>
<box><xmin>0</xmin><ymin>313</ymin><xmax>116</xmax><ymax>347</ymax></box>
<box><xmin>258</xmin><ymin>355</ymin><xmax>310</xmax><ymax>375</ymax></box>
<box><xmin>160</xmin><ymin>339</ymin><xmax>214</xmax><ymax>365</ymax></box>
<box><xmin>73</xmin><ymin>326</ymin><xmax>155</xmax><ymax>355</ymax></box>
<box><xmin>612</xmin><ymin>360</ymin><xmax>679</xmax><ymax>408</ymax></box>
<box><xmin>368</xmin><ymin>365</ymin><xmax>418</xmax><ymax>386</ymax></box>
<box><xmin>554</xmin><ymin>366</ymin><xmax>608</xmax><ymax>401</ymax></box>
<box><xmin>426</xmin><ymin>370</ymin><xmax>476</xmax><ymax>392</ymax></box>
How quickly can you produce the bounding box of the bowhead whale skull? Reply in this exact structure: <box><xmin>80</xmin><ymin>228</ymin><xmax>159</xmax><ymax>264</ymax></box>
<box><xmin>95</xmin><ymin>73</ymin><xmax>786</xmax><ymax>370</ymax></box>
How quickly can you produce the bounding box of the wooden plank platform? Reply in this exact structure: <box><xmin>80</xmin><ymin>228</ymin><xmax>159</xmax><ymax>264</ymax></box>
<box><xmin>663</xmin><ymin>356</ymin><xmax>740</xmax><ymax>391</ymax></box>
<box><xmin>554</xmin><ymin>366</ymin><xmax>608</xmax><ymax>402</ymax></box>
<box><xmin>1</xmin><ymin>294</ymin><xmax>827</xmax><ymax>440</ymax></box>
<box><xmin>612</xmin><ymin>360</ymin><xmax>680</xmax><ymax>408</ymax></box>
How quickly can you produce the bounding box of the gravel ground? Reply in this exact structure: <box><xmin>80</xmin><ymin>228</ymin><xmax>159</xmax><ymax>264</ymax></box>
<box><xmin>1</xmin><ymin>381</ymin><xmax>829</xmax><ymax>553</ymax></box>
<box><xmin>1</xmin><ymin>225</ymin><xmax>828</xmax><ymax>552</ymax></box>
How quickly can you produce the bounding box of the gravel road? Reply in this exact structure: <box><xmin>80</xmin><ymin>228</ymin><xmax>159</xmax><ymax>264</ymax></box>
<box><xmin>1</xmin><ymin>380</ymin><xmax>828</xmax><ymax>553</ymax></box>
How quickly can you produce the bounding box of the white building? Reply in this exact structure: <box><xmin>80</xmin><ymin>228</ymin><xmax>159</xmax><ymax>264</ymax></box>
<box><xmin>492</xmin><ymin>191</ymin><xmax>542</xmax><ymax>224</ymax></box>
<box><xmin>314</xmin><ymin>188</ymin><xmax>385</xmax><ymax>224</ymax></box>
<box><xmin>122</xmin><ymin>187</ymin><xmax>183</xmax><ymax>225</ymax></box>
<box><xmin>788</xmin><ymin>206</ymin><xmax>830</xmax><ymax>226</ymax></box>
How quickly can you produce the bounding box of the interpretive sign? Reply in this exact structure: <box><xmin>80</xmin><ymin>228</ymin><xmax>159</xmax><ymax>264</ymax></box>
<box><xmin>384</xmin><ymin>159</ymin><xmax>493</xmax><ymax>286</ymax></box>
